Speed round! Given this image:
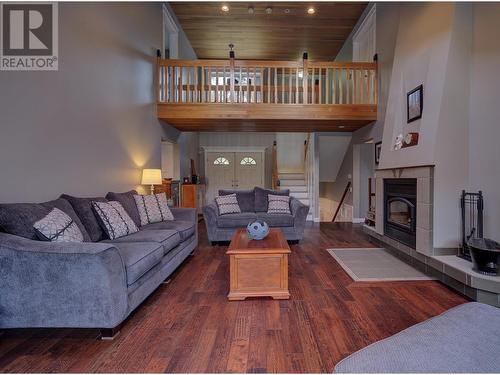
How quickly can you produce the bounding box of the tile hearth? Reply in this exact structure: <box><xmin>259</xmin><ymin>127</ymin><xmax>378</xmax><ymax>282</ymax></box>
<box><xmin>366</xmin><ymin>164</ymin><xmax>500</xmax><ymax>307</ymax></box>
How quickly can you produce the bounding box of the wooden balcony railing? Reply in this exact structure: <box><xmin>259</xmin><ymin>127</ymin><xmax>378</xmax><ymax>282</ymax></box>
<box><xmin>157</xmin><ymin>58</ymin><xmax>377</xmax><ymax>106</ymax></box>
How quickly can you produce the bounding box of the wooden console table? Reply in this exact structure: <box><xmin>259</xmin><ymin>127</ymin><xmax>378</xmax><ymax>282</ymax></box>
<box><xmin>227</xmin><ymin>228</ymin><xmax>291</xmax><ymax>301</ymax></box>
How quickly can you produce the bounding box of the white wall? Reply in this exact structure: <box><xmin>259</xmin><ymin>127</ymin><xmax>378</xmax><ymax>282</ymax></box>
<box><xmin>327</xmin><ymin>2</ymin><xmax>399</xmax><ymax>211</ymax></box>
<box><xmin>276</xmin><ymin>133</ymin><xmax>308</xmax><ymax>173</ymax></box>
<box><xmin>318</xmin><ymin>134</ymin><xmax>351</xmax><ymax>182</ymax></box>
<box><xmin>376</xmin><ymin>3</ymin><xmax>499</xmax><ymax>247</ymax></box>
<box><xmin>378</xmin><ymin>3</ymin><xmax>456</xmax><ymax>170</ymax></box>
<box><xmin>161</xmin><ymin>4</ymin><xmax>199</xmax><ymax>180</ymax></box>
<box><xmin>0</xmin><ymin>3</ymin><xmax>170</xmax><ymax>202</ymax></box>
<box><xmin>468</xmin><ymin>3</ymin><xmax>500</xmax><ymax>242</ymax></box>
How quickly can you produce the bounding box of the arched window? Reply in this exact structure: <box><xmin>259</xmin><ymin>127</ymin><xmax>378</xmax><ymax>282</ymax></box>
<box><xmin>240</xmin><ymin>157</ymin><xmax>257</xmax><ymax>165</ymax></box>
<box><xmin>213</xmin><ymin>157</ymin><xmax>230</xmax><ymax>165</ymax></box>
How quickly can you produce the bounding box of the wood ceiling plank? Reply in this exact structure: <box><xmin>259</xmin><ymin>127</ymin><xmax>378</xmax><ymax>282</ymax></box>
<box><xmin>169</xmin><ymin>2</ymin><xmax>368</xmax><ymax>60</ymax></box>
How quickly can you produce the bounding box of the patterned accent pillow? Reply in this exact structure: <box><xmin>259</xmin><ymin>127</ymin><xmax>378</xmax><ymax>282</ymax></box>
<box><xmin>33</xmin><ymin>208</ymin><xmax>84</xmax><ymax>243</ymax></box>
<box><xmin>267</xmin><ymin>194</ymin><xmax>291</xmax><ymax>215</ymax></box>
<box><xmin>215</xmin><ymin>193</ymin><xmax>241</xmax><ymax>215</ymax></box>
<box><xmin>133</xmin><ymin>193</ymin><xmax>174</xmax><ymax>226</ymax></box>
<box><xmin>92</xmin><ymin>201</ymin><xmax>139</xmax><ymax>240</ymax></box>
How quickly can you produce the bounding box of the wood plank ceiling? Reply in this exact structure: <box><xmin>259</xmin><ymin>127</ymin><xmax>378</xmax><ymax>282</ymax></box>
<box><xmin>169</xmin><ymin>2</ymin><xmax>368</xmax><ymax>60</ymax></box>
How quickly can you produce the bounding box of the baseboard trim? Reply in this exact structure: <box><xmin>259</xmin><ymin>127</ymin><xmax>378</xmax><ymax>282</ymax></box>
<box><xmin>352</xmin><ymin>218</ymin><xmax>365</xmax><ymax>224</ymax></box>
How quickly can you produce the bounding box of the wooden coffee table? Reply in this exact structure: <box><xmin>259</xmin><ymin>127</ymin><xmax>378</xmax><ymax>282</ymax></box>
<box><xmin>227</xmin><ymin>228</ymin><xmax>291</xmax><ymax>301</ymax></box>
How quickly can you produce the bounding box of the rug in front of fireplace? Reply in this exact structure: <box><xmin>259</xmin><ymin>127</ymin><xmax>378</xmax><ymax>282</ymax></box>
<box><xmin>327</xmin><ymin>248</ymin><xmax>434</xmax><ymax>282</ymax></box>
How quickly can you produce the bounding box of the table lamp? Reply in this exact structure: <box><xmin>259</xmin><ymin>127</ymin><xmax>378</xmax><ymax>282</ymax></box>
<box><xmin>141</xmin><ymin>169</ymin><xmax>162</xmax><ymax>195</ymax></box>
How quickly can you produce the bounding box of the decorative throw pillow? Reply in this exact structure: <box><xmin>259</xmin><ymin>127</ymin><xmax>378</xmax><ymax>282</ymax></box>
<box><xmin>133</xmin><ymin>193</ymin><xmax>174</xmax><ymax>226</ymax></box>
<box><xmin>92</xmin><ymin>201</ymin><xmax>139</xmax><ymax>240</ymax></box>
<box><xmin>215</xmin><ymin>193</ymin><xmax>241</xmax><ymax>215</ymax></box>
<box><xmin>267</xmin><ymin>194</ymin><xmax>291</xmax><ymax>215</ymax></box>
<box><xmin>33</xmin><ymin>208</ymin><xmax>84</xmax><ymax>243</ymax></box>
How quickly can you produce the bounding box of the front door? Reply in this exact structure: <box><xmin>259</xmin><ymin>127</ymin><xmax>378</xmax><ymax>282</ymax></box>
<box><xmin>205</xmin><ymin>151</ymin><xmax>264</xmax><ymax>203</ymax></box>
<box><xmin>234</xmin><ymin>152</ymin><xmax>263</xmax><ymax>190</ymax></box>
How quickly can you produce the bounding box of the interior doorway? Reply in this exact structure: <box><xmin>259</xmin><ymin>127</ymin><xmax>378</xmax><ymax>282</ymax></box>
<box><xmin>204</xmin><ymin>150</ymin><xmax>265</xmax><ymax>203</ymax></box>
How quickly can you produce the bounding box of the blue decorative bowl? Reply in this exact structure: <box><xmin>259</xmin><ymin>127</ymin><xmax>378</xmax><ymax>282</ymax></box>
<box><xmin>246</xmin><ymin>220</ymin><xmax>270</xmax><ymax>240</ymax></box>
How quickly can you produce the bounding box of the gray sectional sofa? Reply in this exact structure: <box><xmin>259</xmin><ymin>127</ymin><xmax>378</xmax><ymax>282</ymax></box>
<box><xmin>0</xmin><ymin>190</ymin><xmax>197</xmax><ymax>338</ymax></box>
<box><xmin>203</xmin><ymin>187</ymin><xmax>309</xmax><ymax>244</ymax></box>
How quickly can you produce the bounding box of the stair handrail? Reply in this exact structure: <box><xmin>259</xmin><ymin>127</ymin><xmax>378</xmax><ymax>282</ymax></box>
<box><xmin>332</xmin><ymin>181</ymin><xmax>351</xmax><ymax>222</ymax></box>
<box><xmin>304</xmin><ymin>133</ymin><xmax>311</xmax><ymax>163</ymax></box>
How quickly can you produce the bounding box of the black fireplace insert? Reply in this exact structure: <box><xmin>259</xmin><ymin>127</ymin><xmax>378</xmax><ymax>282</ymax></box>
<box><xmin>384</xmin><ymin>178</ymin><xmax>417</xmax><ymax>249</ymax></box>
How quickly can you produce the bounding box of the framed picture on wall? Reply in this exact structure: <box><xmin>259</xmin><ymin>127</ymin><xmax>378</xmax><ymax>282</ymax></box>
<box><xmin>407</xmin><ymin>84</ymin><xmax>423</xmax><ymax>123</ymax></box>
<box><xmin>374</xmin><ymin>141</ymin><xmax>382</xmax><ymax>165</ymax></box>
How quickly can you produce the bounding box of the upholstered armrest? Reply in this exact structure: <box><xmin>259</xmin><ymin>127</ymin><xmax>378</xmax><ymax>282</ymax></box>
<box><xmin>290</xmin><ymin>197</ymin><xmax>309</xmax><ymax>237</ymax></box>
<box><xmin>170</xmin><ymin>207</ymin><xmax>197</xmax><ymax>223</ymax></box>
<box><xmin>202</xmin><ymin>203</ymin><xmax>219</xmax><ymax>242</ymax></box>
<box><xmin>0</xmin><ymin>232</ymin><xmax>128</xmax><ymax>329</ymax></box>
<box><xmin>290</xmin><ymin>197</ymin><xmax>309</xmax><ymax>217</ymax></box>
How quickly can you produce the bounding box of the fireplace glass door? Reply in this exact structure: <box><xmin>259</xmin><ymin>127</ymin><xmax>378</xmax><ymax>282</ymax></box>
<box><xmin>387</xmin><ymin>197</ymin><xmax>414</xmax><ymax>230</ymax></box>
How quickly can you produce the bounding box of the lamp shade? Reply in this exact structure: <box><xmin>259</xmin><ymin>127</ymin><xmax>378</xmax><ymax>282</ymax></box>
<box><xmin>141</xmin><ymin>169</ymin><xmax>162</xmax><ymax>185</ymax></box>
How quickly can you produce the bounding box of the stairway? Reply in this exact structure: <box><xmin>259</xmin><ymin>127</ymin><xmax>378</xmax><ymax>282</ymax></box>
<box><xmin>278</xmin><ymin>173</ymin><xmax>312</xmax><ymax>220</ymax></box>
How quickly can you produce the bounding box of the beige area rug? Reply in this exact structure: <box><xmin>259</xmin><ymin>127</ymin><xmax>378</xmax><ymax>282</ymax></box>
<box><xmin>327</xmin><ymin>247</ymin><xmax>435</xmax><ymax>282</ymax></box>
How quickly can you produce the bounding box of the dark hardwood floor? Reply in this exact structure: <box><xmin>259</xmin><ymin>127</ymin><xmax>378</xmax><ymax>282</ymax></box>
<box><xmin>0</xmin><ymin>222</ymin><xmax>468</xmax><ymax>373</ymax></box>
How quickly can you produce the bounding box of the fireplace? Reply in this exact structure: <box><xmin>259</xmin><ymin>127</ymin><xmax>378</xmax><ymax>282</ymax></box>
<box><xmin>384</xmin><ymin>179</ymin><xmax>417</xmax><ymax>249</ymax></box>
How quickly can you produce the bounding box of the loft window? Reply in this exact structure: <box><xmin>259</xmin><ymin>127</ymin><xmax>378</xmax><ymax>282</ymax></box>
<box><xmin>240</xmin><ymin>157</ymin><xmax>257</xmax><ymax>165</ymax></box>
<box><xmin>214</xmin><ymin>157</ymin><xmax>230</xmax><ymax>165</ymax></box>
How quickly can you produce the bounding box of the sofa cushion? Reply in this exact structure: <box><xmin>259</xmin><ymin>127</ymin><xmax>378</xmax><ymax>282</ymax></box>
<box><xmin>0</xmin><ymin>198</ymin><xmax>91</xmax><ymax>241</ymax></box>
<box><xmin>105</xmin><ymin>190</ymin><xmax>141</xmax><ymax>227</ymax></box>
<box><xmin>102</xmin><ymin>229</ymin><xmax>181</xmax><ymax>255</ymax></box>
<box><xmin>256</xmin><ymin>213</ymin><xmax>294</xmax><ymax>227</ymax></box>
<box><xmin>215</xmin><ymin>194</ymin><xmax>241</xmax><ymax>215</ymax></box>
<box><xmin>254</xmin><ymin>187</ymin><xmax>289</xmax><ymax>212</ymax></box>
<box><xmin>219</xmin><ymin>189</ymin><xmax>255</xmax><ymax>212</ymax></box>
<box><xmin>111</xmin><ymin>241</ymin><xmax>164</xmax><ymax>286</ymax></box>
<box><xmin>134</xmin><ymin>193</ymin><xmax>174</xmax><ymax>226</ymax></box>
<box><xmin>92</xmin><ymin>201</ymin><xmax>139</xmax><ymax>240</ymax></box>
<box><xmin>61</xmin><ymin>194</ymin><xmax>108</xmax><ymax>242</ymax></box>
<box><xmin>34</xmin><ymin>208</ymin><xmax>85</xmax><ymax>242</ymax></box>
<box><xmin>141</xmin><ymin>220</ymin><xmax>195</xmax><ymax>241</ymax></box>
<box><xmin>216</xmin><ymin>212</ymin><xmax>257</xmax><ymax>228</ymax></box>
<box><xmin>267</xmin><ymin>194</ymin><xmax>292</xmax><ymax>215</ymax></box>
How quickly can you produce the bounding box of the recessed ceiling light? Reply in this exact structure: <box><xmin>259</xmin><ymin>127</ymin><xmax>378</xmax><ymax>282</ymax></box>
<box><xmin>307</xmin><ymin>7</ymin><xmax>315</xmax><ymax>14</ymax></box>
<box><xmin>284</xmin><ymin>8</ymin><xmax>290</xmax><ymax>14</ymax></box>
<box><xmin>265</xmin><ymin>7</ymin><xmax>273</xmax><ymax>14</ymax></box>
<box><xmin>248</xmin><ymin>6</ymin><xmax>254</xmax><ymax>14</ymax></box>
<box><xmin>339</xmin><ymin>125</ymin><xmax>345</xmax><ymax>129</ymax></box>
<box><xmin>221</xmin><ymin>5</ymin><xmax>229</xmax><ymax>12</ymax></box>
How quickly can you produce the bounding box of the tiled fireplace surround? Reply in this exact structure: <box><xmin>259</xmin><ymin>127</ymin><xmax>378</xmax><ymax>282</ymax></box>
<box><xmin>363</xmin><ymin>166</ymin><xmax>500</xmax><ymax>307</ymax></box>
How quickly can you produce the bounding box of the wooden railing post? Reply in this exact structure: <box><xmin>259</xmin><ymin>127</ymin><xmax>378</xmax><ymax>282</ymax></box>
<box><xmin>272</xmin><ymin>141</ymin><xmax>278</xmax><ymax>190</ymax></box>
<box><xmin>303</xmin><ymin>52</ymin><xmax>308</xmax><ymax>104</ymax></box>
<box><xmin>156</xmin><ymin>50</ymin><xmax>162</xmax><ymax>102</ymax></box>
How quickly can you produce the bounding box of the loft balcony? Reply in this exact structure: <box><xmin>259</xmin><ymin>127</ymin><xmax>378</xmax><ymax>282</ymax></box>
<box><xmin>156</xmin><ymin>58</ymin><xmax>377</xmax><ymax>132</ymax></box>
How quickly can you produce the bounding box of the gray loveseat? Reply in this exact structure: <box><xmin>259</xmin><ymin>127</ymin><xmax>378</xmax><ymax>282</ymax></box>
<box><xmin>0</xmin><ymin>190</ymin><xmax>197</xmax><ymax>338</ymax></box>
<box><xmin>203</xmin><ymin>187</ymin><xmax>309</xmax><ymax>244</ymax></box>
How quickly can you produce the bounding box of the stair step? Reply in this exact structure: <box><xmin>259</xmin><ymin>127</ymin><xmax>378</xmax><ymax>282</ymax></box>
<box><xmin>285</xmin><ymin>185</ymin><xmax>308</xmax><ymax>193</ymax></box>
<box><xmin>290</xmin><ymin>192</ymin><xmax>308</xmax><ymax>199</ymax></box>
<box><xmin>280</xmin><ymin>179</ymin><xmax>306</xmax><ymax>187</ymax></box>
<box><xmin>279</xmin><ymin>173</ymin><xmax>305</xmax><ymax>180</ymax></box>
